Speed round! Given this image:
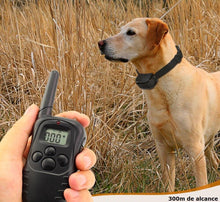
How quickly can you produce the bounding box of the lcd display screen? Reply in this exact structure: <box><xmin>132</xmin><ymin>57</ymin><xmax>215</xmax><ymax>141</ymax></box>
<box><xmin>42</xmin><ymin>128</ymin><xmax>69</xmax><ymax>146</ymax></box>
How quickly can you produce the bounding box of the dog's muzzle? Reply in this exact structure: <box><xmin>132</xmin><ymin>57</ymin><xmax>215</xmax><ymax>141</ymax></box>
<box><xmin>98</xmin><ymin>40</ymin><xmax>129</xmax><ymax>63</ymax></box>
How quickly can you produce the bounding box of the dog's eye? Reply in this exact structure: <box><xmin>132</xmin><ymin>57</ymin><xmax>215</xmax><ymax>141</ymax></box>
<box><xmin>126</xmin><ymin>30</ymin><xmax>136</xmax><ymax>36</ymax></box>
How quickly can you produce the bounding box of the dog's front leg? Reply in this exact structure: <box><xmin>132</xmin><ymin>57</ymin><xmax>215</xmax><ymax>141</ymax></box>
<box><xmin>153</xmin><ymin>132</ymin><xmax>176</xmax><ymax>192</ymax></box>
<box><xmin>205</xmin><ymin>138</ymin><xmax>220</xmax><ymax>170</ymax></box>
<box><xmin>185</xmin><ymin>141</ymin><xmax>208</xmax><ymax>187</ymax></box>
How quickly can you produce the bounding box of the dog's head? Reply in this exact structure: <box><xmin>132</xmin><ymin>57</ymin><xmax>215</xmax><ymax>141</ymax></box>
<box><xmin>98</xmin><ymin>18</ymin><xmax>168</xmax><ymax>62</ymax></box>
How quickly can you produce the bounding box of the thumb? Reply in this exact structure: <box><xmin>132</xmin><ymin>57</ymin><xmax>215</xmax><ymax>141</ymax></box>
<box><xmin>0</xmin><ymin>104</ymin><xmax>39</xmax><ymax>158</ymax></box>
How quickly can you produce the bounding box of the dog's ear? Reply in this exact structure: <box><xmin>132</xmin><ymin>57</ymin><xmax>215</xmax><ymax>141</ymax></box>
<box><xmin>146</xmin><ymin>19</ymin><xmax>168</xmax><ymax>49</ymax></box>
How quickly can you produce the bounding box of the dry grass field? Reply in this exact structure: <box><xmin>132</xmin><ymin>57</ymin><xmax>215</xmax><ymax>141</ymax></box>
<box><xmin>0</xmin><ymin>0</ymin><xmax>219</xmax><ymax>194</ymax></box>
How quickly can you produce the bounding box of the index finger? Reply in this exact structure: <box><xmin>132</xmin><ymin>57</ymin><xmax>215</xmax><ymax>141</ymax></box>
<box><xmin>56</xmin><ymin>111</ymin><xmax>90</xmax><ymax>128</ymax></box>
<box><xmin>0</xmin><ymin>104</ymin><xmax>39</xmax><ymax>158</ymax></box>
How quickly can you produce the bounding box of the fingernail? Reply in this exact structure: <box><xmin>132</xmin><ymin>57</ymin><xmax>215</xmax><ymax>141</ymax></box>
<box><xmin>77</xmin><ymin>174</ymin><xmax>87</xmax><ymax>187</ymax></box>
<box><xmin>64</xmin><ymin>189</ymin><xmax>79</xmax><ymax>200</ymax></box>
<box><xmin>71</xmin><ymin>190</ymin><xmax>80</xmax><ymax>199</ymax></box>
<box><xmin>24</xmin><ymin>104</ymin><xmax>35</xmax><ymax>115</ymax></box>
<box><xmin>83</xmin><ymin>156</ymin><xmax>92</xmax><ymax>170</ymax></box>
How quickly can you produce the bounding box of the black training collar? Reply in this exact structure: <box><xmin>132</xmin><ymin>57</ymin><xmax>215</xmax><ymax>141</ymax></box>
<box><xmin>136</xmin><ymin>46</ymin><xmax>183</xmax><ymax>90</ymax></box>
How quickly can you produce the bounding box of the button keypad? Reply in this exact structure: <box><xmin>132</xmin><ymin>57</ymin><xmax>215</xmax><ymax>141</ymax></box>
<box><xmin>45</xmin><ymin>146</ymin><xmax>56</xmax><ymax>156</ymax></box>
<box><xmin>57</xmin><ymin>155</ymin><xmax>69</xmax><ymax>167</ymax></box>
<box><xmin>42</xmin><ymin>158</ymin><xmax>56</xmax><ymax>171</ymax></box>
<box><xmin>32</xmin><ymin>146</ymin><xmax>69</xmax><ymax>171</ymax></box>
<box><xmin>32</xmin><ymin>152</ymin><xmax>43</xmax><ymax>162</ymax></box>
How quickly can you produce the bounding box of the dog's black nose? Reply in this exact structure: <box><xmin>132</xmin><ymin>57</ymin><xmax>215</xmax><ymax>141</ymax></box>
<box><xmin>98</xmin><ymin>40</ymin><xmax>106</xmax><ymax>53</ymax></box>
<box><xmin>98</xmin><ymin>40</ymin><xmax>105</xmax><ymax>48</ymax></box>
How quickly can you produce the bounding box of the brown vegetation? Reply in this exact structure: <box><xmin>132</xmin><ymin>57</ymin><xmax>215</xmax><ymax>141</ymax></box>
<box><xmin>0</xmin><ymin>0</ymin><xmax>219</xmax><ymax>194</ymax></box>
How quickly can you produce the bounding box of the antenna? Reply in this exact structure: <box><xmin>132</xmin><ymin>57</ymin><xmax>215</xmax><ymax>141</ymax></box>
<box><xmin>38</xmin><ymin>70</ymin><xmax>59</xmax><ymax>118</ymax></box>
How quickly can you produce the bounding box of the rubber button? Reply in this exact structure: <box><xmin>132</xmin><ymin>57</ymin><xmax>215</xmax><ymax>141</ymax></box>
<box><xmin>57</xmin><ymin>155</ymin><xmax>69</xmax><ymax>167</ymax></box>
<box><xmin>42</xmin><ymin>158</ymin><xmax>56</xmax><ymax>171</ymax></box>
<box><xmin>45</xmin><ymin>146</ymin><xmax>56</xmax><ymax>156</ymax></box>
<box><xmin>32</xmin><ymin>152</ymin><xmax>43</xmax><ymax>162</ymax></box>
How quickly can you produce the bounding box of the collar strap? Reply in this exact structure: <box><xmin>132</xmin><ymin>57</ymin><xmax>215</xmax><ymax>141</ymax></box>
<box><xmin>136</xmin><ymin>46</ymin><xmax>183</xmax><ymax>90</ymax></box>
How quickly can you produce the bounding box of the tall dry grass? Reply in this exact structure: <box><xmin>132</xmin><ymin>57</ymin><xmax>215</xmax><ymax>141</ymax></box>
<box><xmin>0</xmin><ymin>0</ymin><xmax>219</xmax><ymax>194</ymax></box>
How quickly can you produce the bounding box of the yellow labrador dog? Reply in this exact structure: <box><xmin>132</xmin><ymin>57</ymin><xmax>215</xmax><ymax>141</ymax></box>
<box><xmin>98</xmin><ymin>18</ymin><xmax>219</xmax><ymax>192</ymax></box>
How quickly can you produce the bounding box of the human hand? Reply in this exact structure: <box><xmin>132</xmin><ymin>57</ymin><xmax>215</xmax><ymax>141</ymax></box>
<box><xmin>0</xmin><ymin>104</ymin><xmax>96</xmax><ymax>202</ymax></box>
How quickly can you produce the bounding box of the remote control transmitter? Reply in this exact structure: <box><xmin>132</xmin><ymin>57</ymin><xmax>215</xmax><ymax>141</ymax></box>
<box><xmin>22</xmin><ymin>70</ymin><xmax>86</xmax><ymax>202</ymax></box>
